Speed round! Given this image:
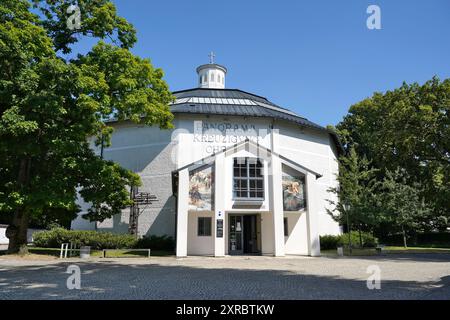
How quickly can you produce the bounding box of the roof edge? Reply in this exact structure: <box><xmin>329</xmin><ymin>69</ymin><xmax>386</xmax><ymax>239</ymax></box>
<box><xmin>172</xmin><ymin>87</ymin><xmax>270</xmax><ymax>102</ymax></box>
<box><xmin>196</xmin><ymin>64</ymin><xmax>227</xmax><ymax>73</ymax></box>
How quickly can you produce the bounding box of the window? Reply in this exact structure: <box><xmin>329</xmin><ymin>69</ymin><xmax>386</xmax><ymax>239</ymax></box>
<box><xmin>203</xmin><ymin>74</ymin><xmax>206</xmax><ymax>83</ymax></box>
<box><xmin>233</xmin><ymin>158</ymin><xmax>264</xmax><ymax>199</ymax></box>
<box><xmin>211</xmin><ymin>73</ymin><xmax>215</xmax><ymax>82</ymax></box>
<box><xmin>284</xmin><ymin>217</ymin><xmax>288</xmax><ymax>236</ymax></box>
<box><xmin>198</xmin><ymin>217</ymin><xmax>212</xmax><ymax>236</ymax></box>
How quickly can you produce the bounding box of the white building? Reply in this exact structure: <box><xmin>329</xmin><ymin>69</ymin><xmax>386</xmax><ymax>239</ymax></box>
<box><xmin>72</xmin><ymin>59</ymin><xmax>342</xmax><ymax>257</ymax></box>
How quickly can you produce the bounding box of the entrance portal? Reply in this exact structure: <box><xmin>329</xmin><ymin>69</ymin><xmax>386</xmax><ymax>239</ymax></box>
<box><xmin>229</xmin><ymin>214</ymin><xmax>260</xmax><ymax>255</ymax></box>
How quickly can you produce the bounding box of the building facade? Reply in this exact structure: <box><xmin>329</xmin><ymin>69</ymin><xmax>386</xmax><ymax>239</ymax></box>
<box><xmin>71</xmin><ymin>61</ymin><xmax>342</xmax><ymax>257</ymax></box>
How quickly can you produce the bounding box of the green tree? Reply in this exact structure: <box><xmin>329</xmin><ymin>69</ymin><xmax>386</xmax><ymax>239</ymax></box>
<box><xmin>0</xmin><ymin>0</ymin><xmax>174</xmax><ymax>253</ymax></box>
<box><xmin>380</xmin><ymin>168</ymin><xmax>432</xmax><ymax>247</ymax></box>
<box><xmin>336</xmin><ymin>77</ymin><xmax>449</xmax><ymax>231</ymax></box>
<box><xmin>327</xmin><ymin>147</ymin><xmax>380</xmax><ymax>247</ymax></box>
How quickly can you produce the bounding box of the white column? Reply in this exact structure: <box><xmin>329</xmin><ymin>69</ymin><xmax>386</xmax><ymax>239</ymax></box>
<box><xmin>269</xmin><ymin>154</ymin><xmax>285</xmax><ymax>257</ymax></box>
<box><xmin>176</xmin><ymin>168</ymin><xmax>189</xmax><ymax>257</ymax></box>
<box><xmin>214</xmin><ymin>154</ymin><xmax>226</xmax><ymax>256</ymax></box>
<box><xmin>306</xmin><ymin>172</ymin><xmax>321</xmax><ymax>256</ymax></box>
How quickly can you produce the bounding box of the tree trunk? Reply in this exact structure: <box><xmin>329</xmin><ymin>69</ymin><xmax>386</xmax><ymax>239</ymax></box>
<box><xmin>402</xmin><ymin>226</ymin><xmax>407</xmax><ymax>248</ymax></box>
<box><xmin>6</xmin><ymin>158</ymin><xmax>31</xmax><ymax>254</ymax></box>
<box><xmin>6</xmin><ymin>209</ymin><xmax>29</xmax><ymax>253</ymax></box>
<box><xmin>358</xmin><ymin>227</ymin><xmax>363</xmax><ymax>248</ymax></box>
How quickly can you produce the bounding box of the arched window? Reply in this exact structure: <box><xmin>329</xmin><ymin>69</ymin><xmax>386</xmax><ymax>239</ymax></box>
<box><xmin>203</xmin><ymin>74</ymin><xmax>206</xmax><ymax>83</ymax></box>
<box><xmin>211</xmin><ymin>73</ymin><xmax>214</xmax><ymax>82</ymax></box>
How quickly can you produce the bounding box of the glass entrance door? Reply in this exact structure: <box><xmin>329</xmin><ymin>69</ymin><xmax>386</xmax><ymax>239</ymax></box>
<box><xmin>229</xmin><ymin>215</ymin><xmax>243</xmax><ymax>254</ymax></box>
<box><xmin>243</xmin><ymin>215</ymin><xmax>258</xmax><ymax>253</ymax></box>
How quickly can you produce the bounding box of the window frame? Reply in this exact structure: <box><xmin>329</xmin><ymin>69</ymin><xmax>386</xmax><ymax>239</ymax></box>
<box><xmin>232</xmin><ymin>157</ymin><xmax>265</xmax><ymax>201</ymax></box>
<box><xmin>197</xmin><ymin>217</ymin><xmax>212</xmax><ymax>237</ymax></box>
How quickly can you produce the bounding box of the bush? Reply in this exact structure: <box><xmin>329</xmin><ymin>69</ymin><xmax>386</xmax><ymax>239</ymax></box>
<box><xmin>379</xmin><ymin>232</ymin><xmax>450</xmax><ymax>247</ymax></box>
<box><xmin>320</xmin><ymin>231</ymin><xmax>378</xmax><ymax>250</ymax></box>
<box><xmin>319</xmin><ymin>235</ymin><xmax>342</xmax><ymax>250</ymax></box>
<box><xmin>135</xmin><ymin>235</ymin><xmax>175</xmax><ymax>251</ymax></box>
<box><xmin>33</xmin><ymin>228</ymin><xmax>176</xmax><ymax>251</ymax></box>
<box><xmin>33</xmin><ymin>228</ymin><xmax>137</xmax><ymax>249</ymax></box>
<box><xmin>340</xmin><ymin>231</ymin><xmax>378</xmax><ymax>248</ymax></box>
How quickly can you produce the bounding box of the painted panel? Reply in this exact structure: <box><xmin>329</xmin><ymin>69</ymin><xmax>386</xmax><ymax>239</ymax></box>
<box><xmin>282</xmin><ymin>172</ymin><xmax>306</xmax><ymax>211</ymax></box>
<box><xmin>189</xmin><ymin>166</ymin><xmax>214</xmax><ymax>211</ymax></box>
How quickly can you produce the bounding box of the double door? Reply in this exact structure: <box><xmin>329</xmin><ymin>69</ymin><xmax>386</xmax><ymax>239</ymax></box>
<box><xmin>229</xmin><ymin>215</ymin><xmax>258</xmax><ymax>255</ymax></box>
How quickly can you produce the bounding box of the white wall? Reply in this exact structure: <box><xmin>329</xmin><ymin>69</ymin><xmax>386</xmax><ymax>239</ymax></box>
<box><xmin>0</xmin><ymin>226</ymin><xmax>8</xmax><ymax>245</ymax></box>
<box><xmin>277</xmin><ymin>122</ymin><xmax>341</xmax><ymax>236</ymax></box>
<box><xmin>0</xmin><ymin>225</ymin><xmax>44</xmax><ymax>245</ymax></box>
<box><xmin>260</xmin><ymin>211</ymin><xmax>275</xmax><ymax>255</ymax></box>
<box><xmin>284</xmin><ymin>212</ymin><xmax>309</xmax><ymax>255</ymax></box>
<box><xmin>187</xmin><ymin>211</ymin><xmax>215</xmax><ymax>256</ymax></box>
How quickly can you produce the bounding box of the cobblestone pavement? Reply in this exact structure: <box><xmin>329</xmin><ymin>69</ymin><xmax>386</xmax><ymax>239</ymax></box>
<box><xmin>0</xmin><ymin>254</ymin><xmax>449</xmax><ymax>300</ymax></box>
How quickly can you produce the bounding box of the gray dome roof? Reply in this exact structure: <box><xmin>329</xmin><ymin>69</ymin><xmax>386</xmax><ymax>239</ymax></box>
<box><xmin>172</xmin><ymin>88</ymin><xmax>323</xmax><ymax>131</ymax></box>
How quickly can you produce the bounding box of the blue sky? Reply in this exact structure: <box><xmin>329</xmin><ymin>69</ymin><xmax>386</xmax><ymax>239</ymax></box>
<box><xmin>74</xmin><ymin>0</ymin><xmax>450</xmax><ymax>127</ymax></box>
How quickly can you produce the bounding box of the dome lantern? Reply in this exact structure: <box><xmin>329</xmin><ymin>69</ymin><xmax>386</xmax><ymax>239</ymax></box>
<box><xmin>196</xmin><ymin>52</ymin><xmax>227</xmax><ymax>89</ymax></box>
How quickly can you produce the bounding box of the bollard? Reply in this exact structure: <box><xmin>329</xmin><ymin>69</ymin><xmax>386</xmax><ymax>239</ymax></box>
<box><xmin>60</xmin><ymin>243</ymin><xmax>69</xmax><ymax>259</ymax></box>
<box><xmin>80</xmin><ymin>246</ymin><xmax>91</xmax><ymax>259</ymax></box>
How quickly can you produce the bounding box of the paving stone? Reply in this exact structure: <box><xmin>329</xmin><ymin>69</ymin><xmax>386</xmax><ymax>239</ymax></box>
<box><xmin>0</xmin><ymin>254</ymin><xmax>449</xmax><ymax>300</ymax></box>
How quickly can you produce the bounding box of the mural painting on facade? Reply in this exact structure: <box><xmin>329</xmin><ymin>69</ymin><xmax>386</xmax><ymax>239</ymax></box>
<box><xmin>282</xmin><ymin>172</ymin><xmax>306</xmax><ymax>211</ymax></box>
<box><xmin>189</xmin><ymin>166</ymin><xmax>214</xmax><ymax>211</ymax></box>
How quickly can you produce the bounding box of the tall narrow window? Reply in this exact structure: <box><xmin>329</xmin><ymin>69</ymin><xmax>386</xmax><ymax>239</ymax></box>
<box><xmin>211</xmin><ymin>73</ymin><xmax>215</xmax><ymax>82</ymax></box>
<box><xmin>233</xmin><ymin>158</ymin><xmax>264</xmax><ymax>200</ymax></box>
<box><xmin>284</xmin><ymin>217</ymin><xmax>288</xmax><ymax>236</ymax></box>
<box><xmin>198</xmin><ymin>217</ymin><xmax>212</xmax><ymax>236</ymax></box>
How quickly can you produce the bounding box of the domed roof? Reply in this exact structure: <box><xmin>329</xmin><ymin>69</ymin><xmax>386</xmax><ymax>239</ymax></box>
<box><xmin>172</xmin><ymin>88</ymin><xmax>323</xmax><ymax>131</ymax></box>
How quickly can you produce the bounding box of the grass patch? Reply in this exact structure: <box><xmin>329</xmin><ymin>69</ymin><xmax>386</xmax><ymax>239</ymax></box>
<box><xmin>28</xmin><ymin>247</ymin><xmax>62</xmax><ymax>257</ymax></box>
<box><xmin>383</xmin><ymin>246</ymin><xmax>450</xmax><ymax>254</ymax></box>
<box><xmin>322</xmin><ymin>246</ymin><xmax>450</xmax><ymax>256</ymax></box>
<box><xmin>321</xmin><ymin>248</ymin><xmax>377</xmax><ymax>256</ymax></box>
<box><xmin>26</xmin><ymin>246</ymin><xmax>174</xmax><ymax>258</ymax></box>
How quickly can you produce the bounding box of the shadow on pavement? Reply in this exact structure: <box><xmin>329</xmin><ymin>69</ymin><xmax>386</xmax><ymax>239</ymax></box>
<box><xmin>0</xmin><ymin>258</ymin><xmax>449</xmax><ymax>300</ymax></box>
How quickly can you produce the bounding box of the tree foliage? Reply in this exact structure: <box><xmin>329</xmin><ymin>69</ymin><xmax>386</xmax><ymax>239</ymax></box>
<box><xmin>379</xmin><ymin>168</ymin><xmax>432</xmax><ymax>246</ymax></box>
<box><xmin>335</xmin><ymin>77</ymin><xmax>449</xmax><ymax>228</ymax></box>
<box><xmin>0</xmin><ymin>0</ymin><xmax>174</xmax><ymax>252</ymax></box>
<box><xmin>329</xmin><ymin>77</ymin><xmax>449</xmax><ymax>243</ymax></box>
<box><xmin>327</xmin><ymin>147</ymin><xmax>380</xmax><ymax>233</ymax></box>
